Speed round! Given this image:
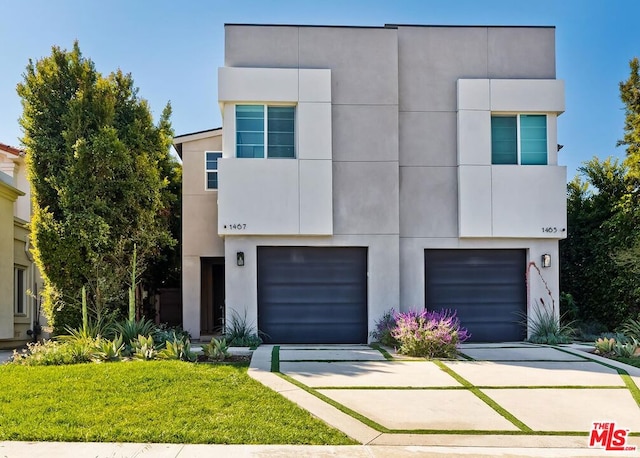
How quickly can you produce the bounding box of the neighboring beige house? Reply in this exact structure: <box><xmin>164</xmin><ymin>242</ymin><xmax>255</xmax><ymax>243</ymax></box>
<box><xmin>176</xmin><ymin>24</ymin><xmax>566</xmax><ymax>344</ymax></box>
<box><xmin>0</xmin><ymin>142</ymin><xmax>43</xmax><ymax>348</ymax></box>
<box><xmin>173</xmin><ymin>128</ymin><xmax>224</xmax><ymax>336</ymax></box>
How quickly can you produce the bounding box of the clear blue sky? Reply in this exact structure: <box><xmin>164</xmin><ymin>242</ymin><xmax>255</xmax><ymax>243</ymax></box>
<box><xmin>1</xmin><ymin>0</ymin><xmax>638</xmax><ymax>178</ymax></box>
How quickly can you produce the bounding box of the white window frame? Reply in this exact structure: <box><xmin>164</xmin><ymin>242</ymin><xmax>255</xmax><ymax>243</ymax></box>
<box><xmin>205</xmin><ymin>151</ymin><xmax>223</xmax><ymax>191</ymax></box>
<box><xmin>14</xmin><ymin>266</ymin><xmax>27</xmax><ymax>316</ymax></box>
<box><xmin>235</xmin><ymin>104</ymin><xmax>296</xmax><ymax>159</ymax></box>
<box><xmin>491</xmin><ymin>113</ymin><xmax>548</xmax><ymax>165</ymax></box>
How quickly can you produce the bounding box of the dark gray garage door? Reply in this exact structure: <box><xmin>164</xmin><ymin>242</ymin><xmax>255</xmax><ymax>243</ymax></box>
<box><xmin>425</xmin><ymin>249</ymin><xmax>526</xmax><ymax>342</ymax></box>
<box><xmin>257</xmin><ymin>247</ymin><xmax>368</xmax><ymax>344</ymax></box>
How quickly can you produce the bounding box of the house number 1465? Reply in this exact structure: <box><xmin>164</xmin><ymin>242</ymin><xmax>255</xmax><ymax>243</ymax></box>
<box><xmin>541</xmin><ymin>227</ymin><xmax>558</xmax><ymax>233</ymax></box>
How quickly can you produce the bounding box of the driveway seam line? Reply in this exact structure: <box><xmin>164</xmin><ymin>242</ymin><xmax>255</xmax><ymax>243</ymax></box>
<box><xmin>433</xmin><ymin>360</ymin><xmax>533</xmax><ymax>432</ymax></box>
<box><xmin>276</xmin><ymin>372</ymin><xmax>392</xmax><ymax>433</ymax></box>
<box><xmin>550</xmin><ymin>345</ymin><xmax>640</xmax><ymax>409</ymax></box>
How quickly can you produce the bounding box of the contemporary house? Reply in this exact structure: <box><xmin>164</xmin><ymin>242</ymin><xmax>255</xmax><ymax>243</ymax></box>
<box><xmin>0</xmin><ymin>142</ymin><xmax>43</xmax><ymax>348</ymax></box>
<box><xmin>175</xmin><ymin>24</ymin><xmax>566</xmax><ymax>343</ymax></box>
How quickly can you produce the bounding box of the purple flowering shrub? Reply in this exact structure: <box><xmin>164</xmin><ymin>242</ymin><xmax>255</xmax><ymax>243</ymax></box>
<box><xmin>391</xmin><ymin>309</ymin><xmax>470</xmax><ymax>358</ymax></box>
<box><xmin>370</xmin><ymin>308</ymin><xmax>398</xmax><ymax>347</ymax></box>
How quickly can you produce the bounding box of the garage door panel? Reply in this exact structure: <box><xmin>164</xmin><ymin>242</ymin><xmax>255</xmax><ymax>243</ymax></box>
<box><xmin>258</xmin><ymin>247</ymin><xmax>367</xmax><ymax>344</ymax></box>
<box><xmin>426</xmin><ymin>249</ymin><xmax>526</xmax><ymax>342</ymax></box>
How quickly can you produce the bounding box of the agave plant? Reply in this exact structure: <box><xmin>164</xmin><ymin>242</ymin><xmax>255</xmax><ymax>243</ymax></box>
<box><xmin>158</xmin><ymin>333</ymin><xmax>197</xmax><ymax>362</ymax></box>
<box><xmin>132</xmin><ymin>334</ymin><xmax>158</xmax><ymax>360</ymax></box>
<box><xmin>202</xmin><ymin>337</ymin><xmax>230</xmax><ymax>362</ymax></box>
<box><xmin>613</xmin><ymin>337</ymin><xmax>639</xmax><ymax>359</ymax></box>
<box><xmin>93</xmin><ymin>335</ymin><xmax>124</xmax><ymax>362</ymax></box>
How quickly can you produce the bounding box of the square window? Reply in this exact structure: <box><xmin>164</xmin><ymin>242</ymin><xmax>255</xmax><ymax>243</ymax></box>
<box><xmin>235</xmin><ymin>105</ymin><xmax>295</xmax><ymax>159</ymax></box>
<box><xmin>491</xmin><ymin>114</ymin><xmax>547</xmax><ymax>165</ymax></box>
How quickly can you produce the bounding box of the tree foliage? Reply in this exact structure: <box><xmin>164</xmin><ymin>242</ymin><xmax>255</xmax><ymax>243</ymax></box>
<box><xmin>560</xmin><ymin>158</ymin><xmax>638</xmax><ymax>329</ymax></box>
<box><xmin>560</xmin><ymin>58</ymin><xmax>640</xmax><ymax>330</ymax></box>
<box><xmin>18</xmin><ymin>42</ymin><xmax>179</xmax><ymax>332</ymax></box>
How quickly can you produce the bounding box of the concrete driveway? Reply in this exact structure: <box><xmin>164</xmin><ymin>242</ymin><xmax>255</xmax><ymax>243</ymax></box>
<box><xmin>249</xmin><ymin>342</ymin><xmax>640</xmax><ymax>455</ymax></box>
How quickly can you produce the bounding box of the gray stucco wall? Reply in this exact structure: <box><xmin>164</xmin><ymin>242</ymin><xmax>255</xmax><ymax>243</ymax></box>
<box><xmin>220</xmin><ymin>24</ymin><xmax>559</xmax><ymax>337</ymax></box>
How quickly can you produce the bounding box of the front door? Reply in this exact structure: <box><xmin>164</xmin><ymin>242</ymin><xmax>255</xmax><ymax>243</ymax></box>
<box><xmin>200</xmin><ymin>257</ymin><xmax>225</xmax><ymax>335</ymax></box>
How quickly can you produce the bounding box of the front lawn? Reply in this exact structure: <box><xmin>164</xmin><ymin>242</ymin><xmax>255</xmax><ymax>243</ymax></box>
<box><xmin>0</xmin><ymin>361</ymin><xmax>355</xmax><ymax>444</ymax></box>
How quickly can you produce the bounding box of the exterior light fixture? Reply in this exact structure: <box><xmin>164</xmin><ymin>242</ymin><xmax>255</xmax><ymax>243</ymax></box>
<box><xmin>541</xmin><ymin>254</ymin><xmax>551</xmax><ymax>268</ymax></box>
<box><xmin>236</xmin><ymin>251</ymin><xmax>245</xmax><ymax>267</ymax></box>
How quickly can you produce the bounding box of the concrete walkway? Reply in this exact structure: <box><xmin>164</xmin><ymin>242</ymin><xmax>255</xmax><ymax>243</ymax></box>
<box><xmin>248</xmin><ymin>342</ymin><xmax>640</xmax><ymax>455</ymax></box>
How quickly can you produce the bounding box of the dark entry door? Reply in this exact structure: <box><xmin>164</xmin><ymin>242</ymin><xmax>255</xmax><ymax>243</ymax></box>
<box><xmin>257</xmin><ymin>246</ymin><xmax>367</xmax><ymax>344</ymax></box>
<box><xmin>425</xmin><ymin>249</ymin><xmax>526</xmax><ymax>342</ymax></box>
<box><xmin>201</xmin><ymin>257</ymin><xmax>225</xmax><ymax>335</ymax></box>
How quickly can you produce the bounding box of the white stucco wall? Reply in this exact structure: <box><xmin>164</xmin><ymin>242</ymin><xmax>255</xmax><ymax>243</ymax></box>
<box><xmin>457</xmin><ymin>78</ymin><xmax>567</xmax><ymax>239</ymax></box>
<box><xmin>217</xmin><ymin>67</ymin><xmax>333</xmax><ymax>237</ymax></box>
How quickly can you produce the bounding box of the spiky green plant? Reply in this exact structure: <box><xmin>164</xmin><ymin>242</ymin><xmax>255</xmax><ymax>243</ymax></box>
<box><xmin>613</xmin><ymin>337</ymin><xmax>639</xmax><ymax>358</ymax></box>
<box><xmin>523</xmin><ymin>299</ymin><xmax>575</xmax><ymax>345</ymax></box>
<box><xmin>224</xmin><ymin>309</ymin><xmax>263</xmax><ymax>347</ymax></box>
<box><xmin>93</xmin><ymin>335</ymin><xmax>124</xmax><ymax>362</ymax></box>
<box><xmin>202</xmin><ymin>337</ymin><xmax>230</xmax><ymax>362</ymax></box>
<box><xmin>114</xmin><ymin>318</ymin><xmax>157</xmax><ymax>349</ymax></box>
<box><xmin>132</xmin><ymin>334</ymin><xmax>158</xmax><ymax>360</ymax></box>
<box><xmin>594</xmin><ymin>337</ymin><xmax>617</xmax><ymax>355</ymax></box>
<box><xmin>158</xmin><ymin>333</ymin><xmax>196</xmax><ymax>362</ymax></box>
<box><xmin>620</xmin><ymin>318</ymin><xmax>640</xmax><ymax>342</ymax></box>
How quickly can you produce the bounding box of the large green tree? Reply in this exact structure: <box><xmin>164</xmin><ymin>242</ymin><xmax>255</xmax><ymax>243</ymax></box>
<box><xmin>18</xmin><ymin>42</ymin><xmax>178</xmax><ymax>331</ymax></box>
<box><xmin>560</xmin><ymin>158</ymin><xmax>638</xmax><ymax>329</ymax></box>
<box><xmin>560</xmin><ymin>57</ymin><xmax>640</xmax><ymax>330</ymax></box>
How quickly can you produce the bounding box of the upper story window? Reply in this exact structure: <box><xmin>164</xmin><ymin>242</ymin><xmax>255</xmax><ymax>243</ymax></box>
<box><xmin>14</xmin><ymin>266</ymin><xmax>26</xmax><ymax>315</ymax></box>
<box><xmin>236</xmin><ymin>105</ymin><xmax>295</xmax><ymax>158</ymax></box>
<box><xmin>491</xmin><ymin>114</ymin><xmax>547</xmax><ymax>165</ymax></box>
<box><xmin>205</xmin><ymin>151</ymin><xmax>223</xmax><ymax>189</ymax></box>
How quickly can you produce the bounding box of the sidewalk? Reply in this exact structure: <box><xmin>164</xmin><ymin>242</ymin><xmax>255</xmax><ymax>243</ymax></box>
<box><xmin>0</xmin><ymin>441</ymin><xmax>633</xmax><ymax>457</ymax></box>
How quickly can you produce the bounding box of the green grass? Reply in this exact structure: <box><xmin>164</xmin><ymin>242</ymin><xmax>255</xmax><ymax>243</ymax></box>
<box><xmin>0</xmin><ymin>360</ymin><xmax>355</xmax><ymax>444</ymax></box>
<box><xmin>616</xmin><ymin>356</ymin><xmax>640</xmax><ymax>368</ymax></box>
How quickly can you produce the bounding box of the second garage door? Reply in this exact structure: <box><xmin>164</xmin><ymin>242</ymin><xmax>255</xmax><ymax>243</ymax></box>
<box><xmin>425</xmin><ymin>249</ymin><xmax>527</xmax><ymax>342</ymax></box>
<box><xmin>257</xmin><ymin>246</ymin><xmax>368</xmax><ymax>344</ymax></box>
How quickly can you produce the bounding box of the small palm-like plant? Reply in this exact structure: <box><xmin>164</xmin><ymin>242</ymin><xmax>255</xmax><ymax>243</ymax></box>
<box><xmin>202</xmin><ymin>337</ymin><xmax>230</xmax><ymax>362</ymax></box>
<box><xmin>132</xmin><ymin>334</ymin><xmax>158</xmax><ymax>360</ymax></box>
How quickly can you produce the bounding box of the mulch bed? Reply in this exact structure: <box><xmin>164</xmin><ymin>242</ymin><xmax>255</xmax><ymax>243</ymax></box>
<box><xmin>196</xmin><ymin>354</ymin><xmax>252</xmax><ymax>364</ymax></box>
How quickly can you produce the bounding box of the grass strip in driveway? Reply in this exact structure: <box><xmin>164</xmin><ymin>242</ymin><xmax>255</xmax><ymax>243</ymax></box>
<box><xmin>0</xmin><ymin>360</ymin><xmax>354</xmax><ymax>444</ymax></box>
<box><xmin>551</xmin><ymin>345</ymin><xmax>640</xmax><ymax>408</ymax></box>
<box><xmin>433</xmin><ymin>360</ymin><xmax>533</xmax><ymax>433</ymax></box>
<box><xmin>277</xmin><ymin>372</ymin><xmax>391</xmax><ymax>433</ymax></box>
<box><xmin>271</xmin><ymin>345</ymin><xmax>280</xmax><ymax>372</ymax></box>
<box><xmin>369</xmin><ymin>343</ymin><xmax>394</xmax><ymax>360</ymax></box>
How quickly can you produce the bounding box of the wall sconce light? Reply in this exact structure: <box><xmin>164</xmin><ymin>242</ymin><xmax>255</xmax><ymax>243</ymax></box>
<box><xmin>541</xmin><ymin>254</ymin><xmax>551</xmax><ymax>268</ymax></box>
<box><xmin>236</xmin><ymin>251</ymin><xmax>244</xmax><ymax>267</ymax></box>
